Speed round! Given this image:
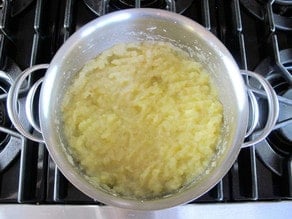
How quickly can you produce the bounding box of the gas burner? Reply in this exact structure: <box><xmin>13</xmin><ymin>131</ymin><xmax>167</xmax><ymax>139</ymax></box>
<box><xmin>240</xmin><ymin>0</ymin><xmax>292</xmax><ymax>31</ymax></box>
<box><xmin>0</xmin><ymin>58</ymin><xmax>28</xmax><ymax>172</ymax></box>
<box><xmin>254</xmin><ymin>49</ymin><xmax>292</xmax><ymax>176</ymax></box>
<box><xmin>83</xmin><ymin>0</ymin><xmax>193</xmax><ymax>15</ymax></box>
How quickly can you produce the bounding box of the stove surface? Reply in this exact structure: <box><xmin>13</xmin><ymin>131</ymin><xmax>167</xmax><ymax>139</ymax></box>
<box><xmin>0</xmin><ymin>202</ymin><xmax>292</xmax><ymax>219</ymax></box>
<box><xmin>0</xmin><ymin>0</ymin><xmax>291</xmax><ymax>210</ymax></box>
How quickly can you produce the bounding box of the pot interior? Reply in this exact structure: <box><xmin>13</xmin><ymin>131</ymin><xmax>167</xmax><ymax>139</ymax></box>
<box><xmin>40</xmin><ymin>9</ymin><xmax>248</xmax><ymax>210</ymax></box>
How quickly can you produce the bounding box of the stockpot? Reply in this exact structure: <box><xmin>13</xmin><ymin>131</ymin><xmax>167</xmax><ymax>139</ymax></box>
<box><xmin>7</xmin><ymin>9</ymin><xmax>279</xmax><ymax>210</ymax></box>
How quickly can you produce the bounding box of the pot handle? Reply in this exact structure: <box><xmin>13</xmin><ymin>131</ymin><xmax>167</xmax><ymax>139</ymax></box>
<box><xmin>6</xmin><ymin>66</ymin><xmax>279</xmax><ymax>147</ymax></box>
<box><xmin>240</xmin><ymin>70</ymin><xmax>279</xmax><ymax>148</ymax></box>
<box><xmin>7</xmin><ymin>64</ymin><xmax>49</xmax><ymax>143</ymax></box>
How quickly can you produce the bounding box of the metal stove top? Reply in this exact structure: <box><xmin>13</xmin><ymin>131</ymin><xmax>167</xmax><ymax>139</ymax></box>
<box><xmin>0</xmin><ymin>0</ymin><xmax>291</xmax><ymax>217</ymax></box>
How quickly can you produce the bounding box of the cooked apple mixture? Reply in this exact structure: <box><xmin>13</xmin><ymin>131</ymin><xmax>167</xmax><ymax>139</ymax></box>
<box><xmin>61</xmin><ymin>42</ymin><xmax>223</xmax><ymax>199</ymax></box>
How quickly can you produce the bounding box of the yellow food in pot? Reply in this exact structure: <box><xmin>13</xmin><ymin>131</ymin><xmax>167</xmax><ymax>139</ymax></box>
<box><xmin>61</xmin><ymin>42</ymin><xmax>223</xmax><ymax>199</ymax></box>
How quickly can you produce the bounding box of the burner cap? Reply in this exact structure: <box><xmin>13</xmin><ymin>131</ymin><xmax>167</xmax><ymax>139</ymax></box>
<box><xmin>254</xmin><ymin>49</ymin><xmax>292</xmax><ymax>176</ymax></box>
<box><xmin>262</xmin><ymin>74</ymin><xmax>291</xmax><ymax>156</ymax></box>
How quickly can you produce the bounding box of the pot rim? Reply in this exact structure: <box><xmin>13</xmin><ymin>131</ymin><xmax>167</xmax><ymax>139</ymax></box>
<box><xmin>39</xmin><ymin>8</ymin><xmax>248</xmax><ymax>210</ymax></box>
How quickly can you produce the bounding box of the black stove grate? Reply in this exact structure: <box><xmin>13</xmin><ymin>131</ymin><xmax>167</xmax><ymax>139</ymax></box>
<box><xmin>0</xmin><ymin>0</ymin><xmax>291</xmax><ymax>205</ymax></box>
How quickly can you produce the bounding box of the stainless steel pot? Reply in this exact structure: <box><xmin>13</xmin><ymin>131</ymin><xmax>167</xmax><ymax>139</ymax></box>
<box><xmin>6</xmin><ymin>9</ymin><xmax>279</xmax><ymax>210</ymax></box>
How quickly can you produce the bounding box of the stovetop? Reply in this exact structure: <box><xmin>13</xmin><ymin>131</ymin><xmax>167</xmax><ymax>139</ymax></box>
<box><xmin>0</xmin><ymin>0</ymin><xmax>291</xmax><ymax>207</ymax></box>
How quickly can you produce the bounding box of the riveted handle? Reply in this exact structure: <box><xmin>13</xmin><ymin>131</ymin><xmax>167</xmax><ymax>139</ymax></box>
<box><xmin>7</xmin><ymin>64</ymin><xmax>49</xmax><ymax>143</ymax></box>
<box><xmin>240</xmin><ymin>70</ymin><xmax>279</xmax><ymax>148</ymax></box>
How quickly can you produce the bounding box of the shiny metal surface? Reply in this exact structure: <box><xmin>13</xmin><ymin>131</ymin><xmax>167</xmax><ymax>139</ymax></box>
<box><xmin>40</xmin><ymin>8</ymin><xmax>249</xmax><ymax>210</ymax></box>
<box><xmin>7</xmin><ymin>64</ymin><xmax>49</xmax><ymax>143</ymax></box>
<box><xmin>245</xmin><ymin>89</ymin><xmax>259</xmax><ymax>137</ymax></box>
<box><xmin>0</xmin><ymin>202</ymin><xmax>292</xmax><ymax>219</ymax></box>
<box><xmin>240</xmin><ymin>70</ymin><xmax>279</xmax><ymax>148</ymax></box>
<box><xmin>25</xmin><ymin>78</ymin><xmax>43</xmax><ymax>133</ymax></box>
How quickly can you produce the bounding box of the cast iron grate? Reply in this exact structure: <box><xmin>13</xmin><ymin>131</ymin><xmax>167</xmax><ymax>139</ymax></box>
<box><xmin>0</xmin><ymin>0</ymin><xmax>291</xmax><ymax>204</ymax></box>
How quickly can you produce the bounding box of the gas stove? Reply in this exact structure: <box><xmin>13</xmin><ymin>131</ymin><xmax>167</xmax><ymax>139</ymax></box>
<box><xmin>0</xmin><ymin>0</ymin><xmax>291</xmax><ymax>218</ymax></box>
